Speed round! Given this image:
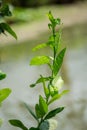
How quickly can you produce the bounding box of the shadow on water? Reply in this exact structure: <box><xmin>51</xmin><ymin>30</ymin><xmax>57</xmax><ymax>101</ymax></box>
<box><xmin>0</xmin><ymin>22</ymin><xmax>87</xmax><ymax>130</ymax></box>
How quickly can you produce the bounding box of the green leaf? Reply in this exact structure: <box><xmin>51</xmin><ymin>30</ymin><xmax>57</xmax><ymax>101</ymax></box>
<box><xmin>0</xmin><ymin>88</ymin><xmax>11</xmax><ymax>103</ymax></box>
<box><xmin>39</xmin><ymin>95</ymin><xmax>48</xmax><ymax>116</ymax></box>
<box><xmin>53</xmin><ymin>48</ymin><xmax>66</xmax><ymax>76</ymax></box>
<box><xmin>40</xmin><ymin>75</ymin><xmax>50</xmax><ymax>99</ymax></box>
<box><xmin>30</xmin><ymin>77</ymin><xmax>51</xmax><ymax>88</ymax></box>
<box><xmin>39</xmin><ymin>120</ymin><xmax>49</xmax><ymax>130</ymax></box>
<box><xmin>30</xmin><ymin>56</ymin><xmax>50</xmax><ymax>66</ymax></box>
<box><xmin>33</xmin><ymin>43</ymin><xmax>48</xmax><ymax>51</ymax></box>
<box><xmin>23</xmin><ymin>102</ymin><xmax>38</xmax><ymax>122</ymax></box>
<box><xmin>47</xmin><ymin>11</ymin><xmax>54</xmax><ymax>23</ymax></box>
<box><xmin>9</xmin><ymin>119</ymin><xmax>28</xmax><ymax>130</ymax></box>
<box><xmin>48</xmin><ymin>90</ymin><xmax>69</xmax><ymax>105</ymax></box>
<box><xmin>35</xmin><ymin>104</ymin><xmax>42</xmax><ymax>118</ymax></box>
<box><xmin>0</xmin><ymin>4</ymin><xmax>12</xmax><ymax>17</ymax></box>
<box><xmin>48</xmin><ymin>23</ymin><xmax>52</xmax><ymax>29</ymax></box>
<box><xmin>55</xmin><ymin>29</ymin><xmax>62</xmax><ymax>53</ymax></box>
<box><xmin>0</xmin><ymin>23</ymin><xmax>17</xmax><ymax>39</ymax></box>
<box><xmin>45</xmin><ymin>107</ymin><xmax>64</xmax><ymax>120</ymax></box>
<box><xmin>29</xmin><ymin>127</ymin><xmax>39</xmax><ymax>130</ymax></box>
<box><xmin>54</xmin><ymin>18</ymin><xmax>61</xmax><ymax>25</ymax></box>
<box><xmin>0</xmin><ymin>71</ymin><xmax>6</xmax><ymax>80</ymax></box>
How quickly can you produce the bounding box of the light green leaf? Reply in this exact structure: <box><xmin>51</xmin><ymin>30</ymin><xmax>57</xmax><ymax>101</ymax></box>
<box><xmin>47</xmin><ymin>11</ymin><xmax>54</xmax><ymax>23</ymax></box>
<box><xmin>0</xmin><ymin>23</ymin><xmax>17</xmax><ymax>39</ymax></box>
<box><xmin>40</xmin><ymin>75</ymin><xmax>50</xmax><ymax>99</ymax></box>
<box><xmin>0</xmin><ymin>88</ymin><xmax>11</xmax><ymax>103</ymax></box>
<box><xmin>23</xmin><ymin>102</ymin><xmax>38</xmax><ymax>122</ymax></box>
<box><xmin>33</xmin><ymin>43</ymin><xmax>48</xmax><ymax>51</ymax></box>
<box><xmin>9</xmin><ymin>119</ymin><xmax>28</xmax><ymax>130</ymax></box>
<box><xmin>39</xmin><ymin>95</ymin><xmax>48</xmax><ymax>115</ymax></box>
<box><xmin>48</xmin><ymin>90</ymin><xmax>69</xmax><ymax>105</ymax></box>
<box><xmin>53</xmin><ymin>48</ymin><xmax>66</xmax><ymax>76</ymax></box>
<box><xmin>54</xmin><ymin>18</ymin><xmax>61</xmax><ymax>25</ymax></box>
<box><xmin>45</xmin><ymin>107</ymin><xmax>64</xmax><ymax>120</ymax></box>
<box><xmin>30</xmin><ymin>56</ymin><xmax>50</xmax><ymax>66</ymax></box>
<box><xmin>0</xmin><ymin>71</ymin><xmax>6</xmax><ymax>80</ymax></box>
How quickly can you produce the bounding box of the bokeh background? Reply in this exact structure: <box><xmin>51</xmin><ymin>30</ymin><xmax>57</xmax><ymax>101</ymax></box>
<box><xmin>0</xmin><ymin>0</ymin><xmax>87</xmax><ymax>130</ymax></box>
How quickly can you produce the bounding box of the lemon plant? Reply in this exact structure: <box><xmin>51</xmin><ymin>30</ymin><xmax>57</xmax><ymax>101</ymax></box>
<box><xmin>9</xmin><ymin>11</ymin><xmax>68</xmax><ymax>130</ymax></box>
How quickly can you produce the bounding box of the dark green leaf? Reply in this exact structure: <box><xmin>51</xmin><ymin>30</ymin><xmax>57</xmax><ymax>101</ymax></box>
<box><xmin>45</xmin><ymin>107</ymin><xmax>64</xmax><ymax>120</ymax></box>
<box><xmin>35</xmin><ymin>104</ymin><xmax>42</xmax><ymax>118</ymax></box>
<box><xmin>30</xmin><ymin>56</ymin><xmax>50</xmax><ymax>66</ymax></box>
<box><xmin>53</xmin><ymin>48</ymin><xmax>66</xmax><ymax>76</ymax></box>
<box><xmin>0</xmin><ymin>71</ymin><xmax>6</xmax><ymax>80</ymax></box>
<box><xmin>9</xmin><ymin>119</ymin><xmax>28</xmax><ymax>130</ymax></box>
<box><xmin>39</xmin><ymin>95</ymin><xmax>48</xmax><ymax>115</ymax></box>
<box><xmin>30</xmin><ymin>77</ymin><xmax>51</xmax><ymax>88</ymax></box>
<box><xmin>48</xmin><ymin>23</ymin><xmax>52</xmax><ymax>29</ymax></box>
<box><xmin>39</xmin><ymin>120</ymin><xmax>49</xmax><ymax>130</ymax></box>
<box><xmin>29</xmin><ymin>127</ymin><xmax>39</xmax><ymax>130</ymax></box>
<box><xmin>0</xmin><ymin>4</ymin><xmax>12</xmax><ymax>17</ymax></box>
<box><xmin>0</xmin><ymin>23</ymin><xmax>17</xmax><ymax>39</ymax></box>
<box><xmin>23</xmin><ymin>102</ymin><xmax>38</xmax><ymax>122</ymax></box>
<box><xmin>0</xmin><ymin>88</ymin><xmax>11</xmax><ymax>103</ymax></box>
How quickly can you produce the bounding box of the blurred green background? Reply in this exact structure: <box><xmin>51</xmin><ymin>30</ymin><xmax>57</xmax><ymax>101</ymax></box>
<box><xmin>0</xmin><ymin>0</ymin><xmax>87</xmax><ymax>130</ymax></box>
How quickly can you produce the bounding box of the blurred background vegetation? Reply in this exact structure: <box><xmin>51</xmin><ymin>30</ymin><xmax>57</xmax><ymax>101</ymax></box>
<box><xmin>0</xmin><ymin>0</ymin><xmax>87</xmax><ymax>130</ymax></box>
<box><xmin>3</xmin><ymin>0</ymin><xmax>87</xmax><ymax>7</ymax></box>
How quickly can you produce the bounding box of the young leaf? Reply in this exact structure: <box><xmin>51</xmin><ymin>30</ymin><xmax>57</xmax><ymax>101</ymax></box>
<box><xmin>0</xmin><ymin>88</ymin><xmax>11</xmax><ymax>103</ymax></box>
<box><xmin>48</xmin><ymin>90</ymin><xmax>69</xmax><ymax>105</ymax></box>
<box><xmin>47</xmin><ymin>11</ymin><xmax>54</xmax><ymax>23</ymax></box>
<box><xmin>40</xmin><ymin>75</ymin><xmax>50</xmax><ymax>99</ymax></box>
<box><xmin>30</xmin><ymin>56</ymin><xmax>50</xmax><ymax>66</ymax></box>
<box><xmin>30</xmin><ymin>77</ymin><xmax>51</xmax><ymax>88</ymax></box>
<box><xmin>39</xmin><ymin>120</ymin><xmax>49</xmax><ymax>130</ymax></box>
<box><xmin>0</xmin><ymin>71</ymin><xmax>6</xmax><ymax>80</ymax></box>
<box><xmin>44</xmin><ymin>107</ymin><xmax>64</xmax><ymax>120</ymax></box>
<box><xmin>33</xmin><ymin>43</ymin><xmax>48</xmax><ymax>51</ymax></box>
<box><xmin>9</xmin><ymin>119</ymin><xmax>28</xmax><ymax>130</ymax></box>
<box><xmin>39</xmin><ymin>95</ymin><xmax>48</xmax><ymax>115</ymax></box>
<box><xmin>0</xmin><ymin>23</ymin><xmax>17</xmax><ymax>39</ymax></box>
<box><xmin>53</xmin><ymin>48</ymin><xmax>66</xmax><ymax>76</ymax></box>
<box><xmin>23</xmin><ymin>102</ymin><xmax>38</xmax><ymax>122</ymax></box>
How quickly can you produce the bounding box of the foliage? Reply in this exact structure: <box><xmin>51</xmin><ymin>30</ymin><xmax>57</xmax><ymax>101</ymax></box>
<box><xmin>0</xmin><ymin>70</ymin><xmax>11</xmax><ymax>126</ymax></box>
<box><xmin>4</xmin><ymin>0</ymin><xmax>85</xmax><ymax>7</ymax></box>
<box><xmin>0</xmin><ymin>1</ymin><xmax>17</xmax><ymax>126</ymax></box>
<box><xmin>0</xmin><ymin>2</ymin><xmax>17</xmax><ymax>39</ymax></box>
<box><xmin>9</xmin><ymin>11</ymin><xmax>69</xmax><ymax>130</ymax></box>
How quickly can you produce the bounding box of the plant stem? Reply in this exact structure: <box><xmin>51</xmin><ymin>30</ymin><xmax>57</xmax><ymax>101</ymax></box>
<box><xmin>52</xmin><ymin>26</ymin><xmax>56</xmax><ymax>77</ymax></box>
